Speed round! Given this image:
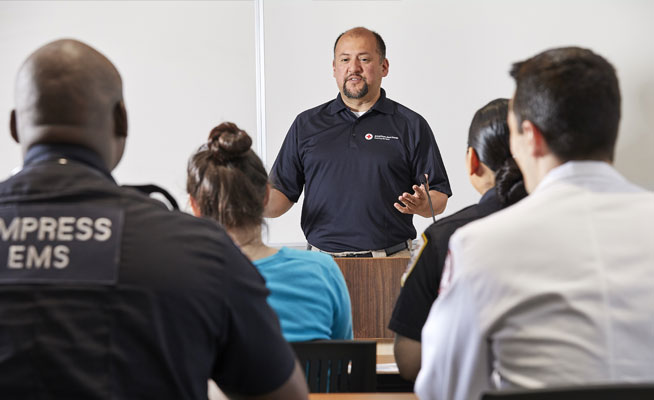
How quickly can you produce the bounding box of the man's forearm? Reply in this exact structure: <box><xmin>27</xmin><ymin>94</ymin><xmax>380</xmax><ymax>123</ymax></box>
<box><xmin>418</xmin><ymin>190</ymin><xmax>448</xmax><ymax>218</ymax></box>
<box><xmin>263</xmin><ymin>188</ymin><xmax>294</xmax><ymax>218</ymax></box>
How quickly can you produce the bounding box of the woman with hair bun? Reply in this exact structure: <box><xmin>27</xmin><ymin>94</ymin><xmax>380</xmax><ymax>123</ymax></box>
<box><xmin>187</xmin><ymin>122</ymin><xmax>353</xmax><ymax>342</ymax></box>
<box><xmin>389</xmin><ymin>99</ymin><xmax>527</xmax><ymax>381</ymax></box>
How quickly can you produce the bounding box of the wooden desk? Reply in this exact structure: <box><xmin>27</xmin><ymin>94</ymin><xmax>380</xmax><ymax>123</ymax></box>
<box><xmin>335</xmin><ymin>257</ymin><xmax>409</xmax><ymax>338</ymax></box>
<box><xmin>309</xmin><ymin>393</ymin><xmax>416</xmax><ymax>400</ymax></box>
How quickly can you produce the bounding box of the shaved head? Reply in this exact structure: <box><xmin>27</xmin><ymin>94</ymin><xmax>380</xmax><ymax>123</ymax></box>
<box><xmin>334</xmin><ymin>27</ymin><xmax>386</xmax><ymax>60</ymax></box>
<box><xmin>11</xmin><ymin>39</ymin><xmax>127</xmax><ymax>170</ymax></box>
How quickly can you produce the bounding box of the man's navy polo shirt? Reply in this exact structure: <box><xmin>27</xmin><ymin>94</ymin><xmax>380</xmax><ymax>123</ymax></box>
<box><xmin>271</xmin><ymin>89</ymin><xmax>451</xmax><ymax>252</ymax></box>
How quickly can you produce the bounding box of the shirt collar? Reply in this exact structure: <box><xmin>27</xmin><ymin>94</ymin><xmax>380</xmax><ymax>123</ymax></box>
<box><xmin>478</xmin><ymin>186</ymin><xmax>498</xmax><ymax>205</ymax></box>
<box><xmin>533</xmin><ymin>160</ymin><xmax>643</xmax><ymax>194</ymax></box>
<box><xmin>23</xmin><ymin>143</ymin><xmax>115</xmax><ymax>183</ymax></box>
<box><xmin>327</xmin><ymin>88</ymin><xmax>394</xmax><ymax>116</ymax></box>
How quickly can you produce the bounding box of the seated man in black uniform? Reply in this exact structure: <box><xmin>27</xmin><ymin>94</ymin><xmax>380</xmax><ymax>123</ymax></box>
<box><xmin>0</xmin><ymin>39</ymin><xmax>308</xmax><ymax>400</ymax></box>
<box><xmin>388</xmin><ymin>99</ymin><xmax>527</xmax><ymax>381</ymax></box>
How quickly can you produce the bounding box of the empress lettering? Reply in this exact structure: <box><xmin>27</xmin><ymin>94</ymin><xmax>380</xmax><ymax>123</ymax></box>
<box><xmin>0</xmin><ymin>216</ymin><xmax>112</xmax><ymax>243</ymax></box>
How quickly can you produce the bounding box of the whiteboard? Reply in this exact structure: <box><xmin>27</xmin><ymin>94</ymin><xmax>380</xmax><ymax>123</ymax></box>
<box><xmin>1</xmin><ymin>0</ymin><xmax>652</xmax><ymax>248</ymax></box>
<box><xmin>262</xmin><ymin>0</ymin><xmax>654</xmax><ymax>246</ymax></box>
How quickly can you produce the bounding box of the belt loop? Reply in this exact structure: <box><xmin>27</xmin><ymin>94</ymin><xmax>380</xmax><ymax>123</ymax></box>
<box><xmin>371</xmin><ymin>250</ymin><xmax>387</xmax><ymax>258</ymax></box>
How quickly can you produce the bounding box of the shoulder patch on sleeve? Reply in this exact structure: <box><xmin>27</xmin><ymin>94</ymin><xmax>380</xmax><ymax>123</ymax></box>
<box><xmin>401</xmin><ymin>233</ymin><xmax>428</xmax><ymax>287</ymax></box>
<box><xmin>439</xmin><ymin>249</ymin><xmax>454</xmax><ymax>294</ymax></box>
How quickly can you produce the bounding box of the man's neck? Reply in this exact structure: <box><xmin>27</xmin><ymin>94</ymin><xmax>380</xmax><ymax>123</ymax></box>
<box><xmin>527</xmin><ymin>154</ymin><xmax>564</xmax><ymax>193</ymax></box>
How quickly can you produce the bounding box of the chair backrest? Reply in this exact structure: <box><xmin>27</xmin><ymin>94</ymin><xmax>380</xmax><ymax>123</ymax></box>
<box><xmin>291</xmin><ymin>340</ymin><xmax>377</xmax><ymax>393</ymax></box>
<box><xmin>481</xmin><ymin>383</ymin><xmax>654</xmax><ymax>400</ymax></box>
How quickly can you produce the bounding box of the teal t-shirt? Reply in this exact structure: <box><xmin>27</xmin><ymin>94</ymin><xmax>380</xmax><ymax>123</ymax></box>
<box><xmin>254</xmin><ymin>247</ymin><xmax>353</xmax><ymax>342</ymax></box>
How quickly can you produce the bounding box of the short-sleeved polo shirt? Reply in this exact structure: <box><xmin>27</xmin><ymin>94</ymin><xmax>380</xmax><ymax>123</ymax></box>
<box><xmin>271</xmin><ymin>89</ymin><xmax>451</xmax><ymax>252</ymax></box>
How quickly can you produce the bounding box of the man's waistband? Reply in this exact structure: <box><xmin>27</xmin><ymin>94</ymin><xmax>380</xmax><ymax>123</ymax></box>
<box><xmin>307</xmin><ymin>240</ymin><xmax>411</xmax><ymax>258</ymax></box>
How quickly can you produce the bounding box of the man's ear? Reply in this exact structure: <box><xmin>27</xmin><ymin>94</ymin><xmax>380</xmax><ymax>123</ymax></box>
<box><xmin>10</xmin><ymin>110</ymin><xmax>18</xmax><ymax>143</ymax></box>
<box><xmin>465</xmin><ymin>147</ymin><xmax>481</xmax><ymax>176</ymax></box>
<box><xmin>189</xmin><ymin>195</ymin><xmax>201</xmax><ymax>217</ymax></box>
<box><xmin>522</xmin><ymin>120</ymin><xmax>549</xmax><ymax>158</ymax></box>
<box><xmin>114</xmin><ymin>100</ymin><xmax>128</xmax><ymax>139</ymax></box>
<box><xmin>381</xmin><ymin>58</ymin><xmax>389</xmax><ymax>77</ymax></box>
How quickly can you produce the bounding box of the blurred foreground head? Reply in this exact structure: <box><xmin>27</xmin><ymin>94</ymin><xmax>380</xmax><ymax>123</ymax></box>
<box><xmin>11</xmin><ymin>39</ymin><xmax>128</xmax><ymax>170</ymax></box>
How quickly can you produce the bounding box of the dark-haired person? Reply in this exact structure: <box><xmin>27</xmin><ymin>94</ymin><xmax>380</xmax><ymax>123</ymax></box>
<box><xmin>265</xmin><ymin>27</ymin><xmax>451</xmax><ymax>257</ymax></box>
<box><xmin>388</xmin><ymin>99</ymin><xmax>526</xmax><ymax>381</ymax></box>
<box><xmin>0</xmin><ymin>39</ymin><xmax>308</xmax><ymax>400</ymax></box>
<box><xmin>416</xmin><ymin>47</ymin><xmax>654</xmax><ymax>400</ymax></box>
<box><xmin>187</xmin><ymin>122</ymin><xmax>353</xmax><ymax>343</ymax></box>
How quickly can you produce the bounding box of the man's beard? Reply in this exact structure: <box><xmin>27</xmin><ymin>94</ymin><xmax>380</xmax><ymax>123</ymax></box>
<box><xmin>343</xmin><ymin>76</ymin><xmax>369</xmax><ymax>99</ymax></box>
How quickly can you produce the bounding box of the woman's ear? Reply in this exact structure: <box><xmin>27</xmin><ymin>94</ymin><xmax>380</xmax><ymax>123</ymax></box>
<box><xmin>465</xmin><ymin>147</ymin><xmax>481</xmax><ymax>176</ymax></box>
<box><xmin>189</xmin><ymin>195</ymin><xmax>201</xmax><ymax>217</ymax></box>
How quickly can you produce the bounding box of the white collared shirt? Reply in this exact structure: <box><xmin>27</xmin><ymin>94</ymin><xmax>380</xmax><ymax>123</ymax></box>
<box><xmin>415</xmin><ymin>161</ymin><xmax>654</xmax><ymax>400</ymax></box>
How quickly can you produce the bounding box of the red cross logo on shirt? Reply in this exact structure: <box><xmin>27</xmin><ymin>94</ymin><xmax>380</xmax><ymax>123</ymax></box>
<box><xmin>364</xmin><ymin>133</ymin><xmax>373</xmax><ymax>140</ymax></box>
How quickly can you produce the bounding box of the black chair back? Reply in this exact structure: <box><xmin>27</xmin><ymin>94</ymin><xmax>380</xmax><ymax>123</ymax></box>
<box><xmin>481</xmin><ymin>383</ymin><xmax>654</xmax><ymax>399</ymax></box>
<box><xmin>291</xmin><ymin>340</ymin><xmax>376</xmax><ymax>393</ymax></box>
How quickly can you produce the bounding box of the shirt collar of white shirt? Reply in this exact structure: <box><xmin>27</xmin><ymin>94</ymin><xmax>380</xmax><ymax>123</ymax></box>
<box><xmin>533</xmin><ymin>160</ymin><xmax>644</xmax><ymax>194</ymax></box>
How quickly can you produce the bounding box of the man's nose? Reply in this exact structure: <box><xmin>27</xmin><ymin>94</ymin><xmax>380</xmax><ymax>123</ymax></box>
<box><xmin>348</xmin><ymin>59</ymin><xmax>362</xmax><ymax>73</ymax></box>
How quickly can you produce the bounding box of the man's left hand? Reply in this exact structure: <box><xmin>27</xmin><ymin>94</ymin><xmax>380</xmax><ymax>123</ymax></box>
<box><xmin>394</xmin><ymin>179</ymin><xmax>447</xmax><ymax>218</ymax></box>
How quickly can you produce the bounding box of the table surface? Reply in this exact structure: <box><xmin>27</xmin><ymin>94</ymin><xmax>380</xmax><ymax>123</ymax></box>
<box><xmin>309</xmin><ymin>393</ymin><xmax>416</xmax><ymax>400</ymax></box>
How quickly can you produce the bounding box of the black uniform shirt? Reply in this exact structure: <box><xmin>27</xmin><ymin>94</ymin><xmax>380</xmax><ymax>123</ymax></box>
<box><xmin>0</xmin><ymin>144</ymin><xmax>295</xmax><ymax>399</ymax></box>
<box><xmin>389</xmin><ymin>187</ymin><xmax>503</xmax><ymax>341</ymax></box>
<box><xmin>271</xmin><ymin>89</ymin><xmax>452</xmax><ymax>252</ymax></box>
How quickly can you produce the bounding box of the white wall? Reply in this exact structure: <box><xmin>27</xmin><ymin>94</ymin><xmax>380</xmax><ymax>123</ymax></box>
<box><xmin>0</xmin><ymin>0</ymin><xmax>256</xmax><ymax>211</ymax></box>
<box><xmin>1</xmin><ymin>1</ymin><xmax>653</xmax><ymax>247</ymax></box>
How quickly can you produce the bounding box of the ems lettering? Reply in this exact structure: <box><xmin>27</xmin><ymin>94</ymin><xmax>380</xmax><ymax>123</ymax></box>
<box><xmin>7</xmin><ymin>244</ymin><xmax>70</xmax><ymax>269</ymax></box>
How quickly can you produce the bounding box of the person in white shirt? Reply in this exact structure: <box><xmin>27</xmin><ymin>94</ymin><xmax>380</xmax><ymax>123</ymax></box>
<box><xmin>415</xmin><ymin>46</ymin><xmax>654</xmax><ymax>400</ymax></box>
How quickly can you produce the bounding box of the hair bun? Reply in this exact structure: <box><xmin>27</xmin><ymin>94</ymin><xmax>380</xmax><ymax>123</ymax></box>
<box><xmin>495</xmin><ymin>157</ymin><xmax>527</xmax><ymax>206</ymax></box>
<box><xmin>207</xmin><ymin>122</ymin><xmax>252</xmax><ymax>162</ymax></box>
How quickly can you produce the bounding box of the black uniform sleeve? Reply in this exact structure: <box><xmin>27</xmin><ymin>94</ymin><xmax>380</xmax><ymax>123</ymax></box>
<box><xmin>388</xmin><ymin>228</ymin><xmax>448</xmax><ymax>341</ymax></box>
<box><xmin>211</xmin><ymin>252</ymin><xmax>297</xmax><ymax>395</ymax></box>
<box><xmin>269</xmin><ymin>117</ymin><xmax>305</xmax><ymax>203</ymax></box>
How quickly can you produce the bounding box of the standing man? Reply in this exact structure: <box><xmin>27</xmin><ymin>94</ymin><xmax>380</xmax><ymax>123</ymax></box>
<box><xmin>415</xmin><ymin>47</ymin><xmax>654</xmax><ymax>400</ymax></box>
<box><xmin>265</xmin><ymin>27</ymin><xmax>451</xmax><ymax>257</ymax></box>
<box><xmin>0</xmin><ymin>39</ymin><xmax>308</xmax><ymax>400</ymax></box>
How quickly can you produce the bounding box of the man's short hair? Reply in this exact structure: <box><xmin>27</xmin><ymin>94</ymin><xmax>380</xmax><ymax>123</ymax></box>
<box><xmin>510</xmin><ymin>47</ymin><xmax>621</xmax><ymax>161</ymax></box>
<box><xmin>333</xmin><ymin>28</ymin><xmax>386</xmax><ymax>61</ymax></box>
